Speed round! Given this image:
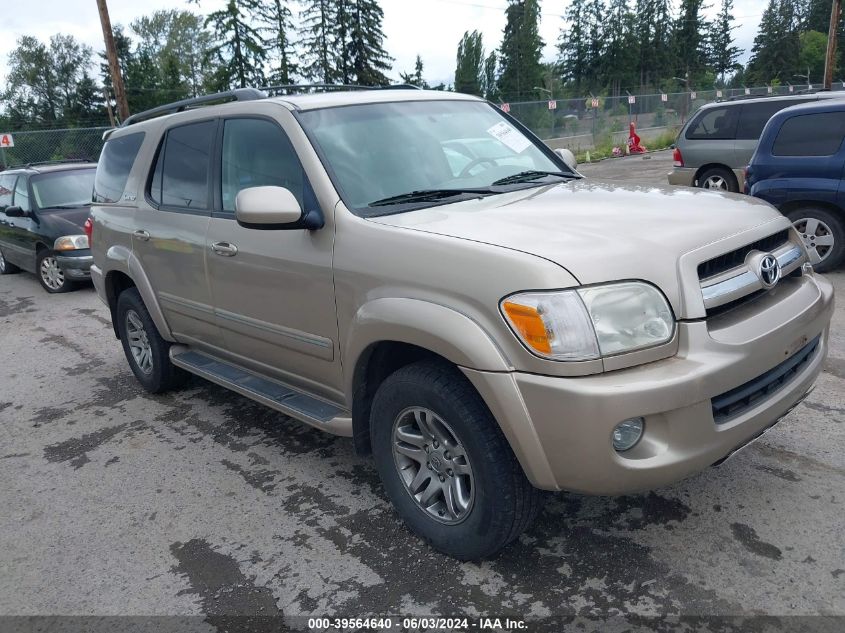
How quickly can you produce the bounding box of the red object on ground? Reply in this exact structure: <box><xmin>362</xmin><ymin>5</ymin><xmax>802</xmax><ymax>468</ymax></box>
<box><xmin>627</xmin><ymin>121</ymin><xmax>647</xmax><ymax>154</ymax></box>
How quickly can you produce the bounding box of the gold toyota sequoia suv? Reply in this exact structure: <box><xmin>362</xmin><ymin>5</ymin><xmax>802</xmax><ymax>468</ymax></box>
<box><xmin>90</xmin><ymin>87</ymin><xmax>834</xmax><ymax>560</ymax></box>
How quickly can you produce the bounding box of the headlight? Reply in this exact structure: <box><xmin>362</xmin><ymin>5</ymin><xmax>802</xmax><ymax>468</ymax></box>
<box><xmin>53</xmin><ymin>235</ymin><xmax>89</xmax><ymax>251</ymax></box>
<box><xmin>501</xmin><ymin>282</ymin><xmax>674</xmax><ymax>361</ymax></box>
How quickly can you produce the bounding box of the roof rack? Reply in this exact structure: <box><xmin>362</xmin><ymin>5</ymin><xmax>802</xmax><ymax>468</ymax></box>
<box><xmin>261</xmin><ymin>83</ymin><xmax>422</xmax><ymax>95</ymax></box>
<box><xmin>120</xmin><ymin>88</ymin><xmax>267</xmax><ymax>127</ymax></box>
<box><xmin>7</xmin><ymin>158</ymin><xmax>92</xmax><ymax>169</ymax></box>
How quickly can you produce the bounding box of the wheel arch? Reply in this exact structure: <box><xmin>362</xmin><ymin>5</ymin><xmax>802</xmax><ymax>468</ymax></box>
<box><xmin>779</xmin><ymin>199</ymin><xmax>843</xmax><ymax>217</ymax></box>
<box><xmin>101</xmin><ymin>246</ymin><xmax>175</xmax><ymax>342</ymax></box>
<box><xmin>345</xmin><ymin>298</ymin><xmax>512</xmax><ymax>456</ymax></box>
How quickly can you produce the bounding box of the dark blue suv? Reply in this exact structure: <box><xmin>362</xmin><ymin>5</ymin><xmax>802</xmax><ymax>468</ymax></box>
<box><xmin>746</xmin><ymin>99</ymin><xmax>845</xmax><ymax>272</ymax></box>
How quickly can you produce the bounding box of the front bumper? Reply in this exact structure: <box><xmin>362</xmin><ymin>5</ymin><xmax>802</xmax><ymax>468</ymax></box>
<box><xmin>463</xmin><ymin>273</ymin><xmax>834</xmax><ymax>494</ymax></box>
<box><xmin>55</xmin><ymin>250</ymin><xmax>93</xmax><ymax>280</ymax></box>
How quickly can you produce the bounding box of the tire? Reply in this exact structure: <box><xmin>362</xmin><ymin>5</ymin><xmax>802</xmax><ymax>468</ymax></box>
<box><xmin>698</xmin><ymin>167</ymin><xmax>738</xmax><ymax>193</ymax></box>
<box><xmin>370</xmin><ymin>359</ymin><xmax>543</xmax><ymax>560</ymax></box>
<box><xmin>786</xmin><ymin>207</ymin><xmax>845</xmax><ymax>273</ymax></box>
<box><xmin>116</xmin><ymin>287</ymin><xmax>188</xmax><ymax>393</ymax></box>
<box><xmin>0</xmin><ymin>248</ymin><xmax>20</xmax><ymax>275</ymax></box>
<box><xmin>36</xmin><ymin>249</ymin><xmax>74</xmax><ymax>293</ymax></box>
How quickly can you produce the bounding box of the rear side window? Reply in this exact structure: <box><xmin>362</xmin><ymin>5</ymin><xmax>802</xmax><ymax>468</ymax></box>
<box><xmin>736</xmin><ymin>100</ymin><xmax>809</xmax><ymax>140</ymax></box>
<box><xmin>94</xmin><ymin>132</ymin><xmax>145</xmax><ymax>203</ymax></box>
<box><xmin>686</xmin><ymin>107</ymin><xmax>738</xmax><ymax>140</ymax></box>
<box><xmin>773</xmin><ymin>112</ymin><xmax>845</xmax><ymax>156</ymax></box>
<box><xmin>220</xmin><ymin>118</ymin><xmax>305</xmax><ymax>212</ymax></box>
<box><xmin>149</xmin><ymin>120</ymin><xmax>216</xmax><ymax>210</ymax></box>
<box><xmin>0</xmin><ymin>174</ymin><xmax>16</xmax><ymax>209</ymax></box>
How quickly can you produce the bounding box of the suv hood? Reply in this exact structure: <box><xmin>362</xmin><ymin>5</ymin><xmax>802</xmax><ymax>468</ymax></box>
<box><xmin>40</xmin><ymin>207</ymin><xmax>89</xmax><ymax>235</ymax></box>
<box><xmin>370</xmin><ymin>179</ymin><xmax>783</xmax><ymax>313</ymax></box>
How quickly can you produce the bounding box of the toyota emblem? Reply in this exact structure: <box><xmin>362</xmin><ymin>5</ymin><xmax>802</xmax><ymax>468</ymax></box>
<box><xmin>759</xmin><ymin>254</ymin><xmax>781</xmax><ymax>289</ymax></box>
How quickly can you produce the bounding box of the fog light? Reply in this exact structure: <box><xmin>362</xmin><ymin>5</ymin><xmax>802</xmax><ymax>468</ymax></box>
<box><xmin>612</xmin><ymin>418</ymin><xmax>644</xmax><ymax>452</ymax></box>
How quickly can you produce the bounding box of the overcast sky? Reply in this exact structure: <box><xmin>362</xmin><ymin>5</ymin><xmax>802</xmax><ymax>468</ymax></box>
<box><xmin>0</xmin><ymin>0</ymin><xmax>764</xmax><ymax>91</ymax></box>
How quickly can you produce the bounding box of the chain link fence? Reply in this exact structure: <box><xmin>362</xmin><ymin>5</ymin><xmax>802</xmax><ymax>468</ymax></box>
<box><xmin>3</xmin><ymin>84</ymin><xmax>845</xmax><ymax>168</ymax></box>
<box><xmin>504</xmin><ymin>84</ymin><xmax>845</xmax><ymax>153</ymax></box>
<box><xmin>0</xmin><ymin>127</ymin><xmax>109</xmax><ymax>170</ymax></box>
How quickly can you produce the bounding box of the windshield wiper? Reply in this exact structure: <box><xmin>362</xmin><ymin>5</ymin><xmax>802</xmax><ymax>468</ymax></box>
<box><xmin>369</xmin><ymin>187</ymin><xmax>496</xmax><ymax>207</ymax></box>
<box><xmin>491</xmin><ymin>170</ymin><xmax>577</xmax><ymax>186</ymax></box>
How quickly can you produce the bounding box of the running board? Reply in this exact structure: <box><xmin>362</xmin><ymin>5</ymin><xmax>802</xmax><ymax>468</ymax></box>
<box><xmin>169</xmin><ymin>346</ymin><xmax>352</xmax><ymax>436</ymax></box>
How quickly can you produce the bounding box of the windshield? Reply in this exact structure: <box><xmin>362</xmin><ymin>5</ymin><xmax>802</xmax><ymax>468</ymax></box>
<box><xmin>298</xmin><ymin>100</ymin><xmax>568</xmax><ymax>213</ymax></box>
<box><xmin>31</xmin><ymin>169</ymin><xmax>95</xmax><ymax>209</ymax></box>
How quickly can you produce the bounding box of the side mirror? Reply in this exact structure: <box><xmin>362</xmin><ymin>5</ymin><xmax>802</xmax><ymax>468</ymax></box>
<box><xmin>234</xmin><ymin>186</ymin><xmax>322</xmax><ymax>230</ymax></box>
<box><xmin>554</xmin><ymin>148</ymin><xmax>578</xmax><ymax>170</ymax></box>
<box><xmin>4</xmin><ymin>205</ymin><xmax>26</xmax><ymax>218</ymax></box>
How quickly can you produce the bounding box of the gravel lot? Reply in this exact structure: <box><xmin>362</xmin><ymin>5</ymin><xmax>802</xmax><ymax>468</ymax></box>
<box><xmin>1</xmin><ymin>153</ymin><xmax>843</xmax><ymax>631</ymax></box>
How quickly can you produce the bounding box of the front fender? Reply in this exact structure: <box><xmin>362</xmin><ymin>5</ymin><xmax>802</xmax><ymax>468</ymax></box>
<box><xmin>102</xmin><ymin>245</ymin><xmax>175</xmax><ymax>342</ymax></box>
<box><xmin>343</xmin><ymin>297</ymin><xmax>512</xmax><ymax>399</ymax></box>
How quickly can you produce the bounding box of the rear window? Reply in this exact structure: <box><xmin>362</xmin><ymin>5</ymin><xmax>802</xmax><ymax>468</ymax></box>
<box><xmin>149</xmin><ymin>120</ymin><xmax>216</xmax><ymax>210</ymax></box>
<box><xmin>773</xmin><ymin>112</ymin><xmax>845</xmax><ymax>156</ymax></box>
<box><xmin>94</xmin><ymin>132</ymin><xmax>145</xmax><ymax>203</ymax></box>
<box><xmin>736</xmin><ymin>100</ymin><xmax>810</xmax><ymax>140</ymax></box>
<box><xmin>685</xmin><ymin>107</ymin><xmax>738</xmax><ymax>140</ymax></box>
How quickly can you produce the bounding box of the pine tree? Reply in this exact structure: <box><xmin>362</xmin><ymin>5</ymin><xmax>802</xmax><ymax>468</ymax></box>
<box><xmin>204</xmin><ymin>0</ymin><xmax>267</xmax><ymax>89</ymax></box>
<box><xmin>747</xmin><ymin>0</ymin><xmax>801</xmax><ymax>84</ymax></box>
<box><xmin>709</xmin><ymin>0</ymin><xmax>743</xmax><ymax>84</ymax></box>
<box><xmin>455</xmin><ymin>31</ymin><xmax>485</xmax><ymax>96</ymax></box>
<box><xmin>400</xmin><ymin>55</ymin><xmax>429</xmax><ymax>88</ymax></box>
<box><xmin>483</xmin><ymin>52</ymin><xmax>499</xmax><ymax>101</ymax></box>
<box><xmin>497</xmin><ymin>0</ymin><xmax>544</xmax><ymax>101</ymax></box>
<box><xmin>557</xmin><ymin>0</ymin><xmax>590</xmax><ymax>93</ymax></box>
<box><xmin>601</xmin><ymin>0</ymin><xmax>637</xmax><ymax>95</ymax></box>
<box><xmin>348</xmin><ymin>0</ymin><xmax>393</xmax><ymax>85</ymax></box>
<box><xmin>258</xmin><ymin>0</ymin><xmax>298</xmax><ymax>86</ymax></box>
<box><xmin>335</xmin><ymin>0</ymin><xmax>354</xmax><ymax>84</ymax></box>
<box><xmin>584</xmin><ymin>0</ymin><xmax>606</xmax><ymax>91</ymax></box>
<box><xmin>673</xmin><ymin>0</ymin><xmax>711</xmax><ymax>82</ymax></box>
<box><xmin>299</xmin><ymin>0</ymin><xmax>337</xmax><ymax>83</ymax></box>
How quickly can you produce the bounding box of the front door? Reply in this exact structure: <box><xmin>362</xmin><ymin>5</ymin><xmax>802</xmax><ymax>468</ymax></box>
<box><xmin>205</xmin><ymin>116</ymin><xmax>341</xmax><ymax>401</ymax></box>
<box><xmin>132</xmin><ymin>119</ymin><xmax>218</xmax><ymax>347</ymax></box>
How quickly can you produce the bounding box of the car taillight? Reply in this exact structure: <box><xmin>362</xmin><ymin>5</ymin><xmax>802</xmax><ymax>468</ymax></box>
<box><xmin>84</xmin><ymin>217</ymin><xmax>93</xmax><ymax>244</ymax></box>
<box><xmin>673</xmin><ymin>146</ymin><xmax>684</xmax><ymax>167</ymax></box>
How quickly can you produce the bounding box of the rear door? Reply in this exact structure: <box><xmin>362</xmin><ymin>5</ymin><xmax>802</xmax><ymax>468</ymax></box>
<box><xmin>736</xmin><ymin>100</ymin><xmax>812</xmax><ymax>165</ymax></box>
<box><xmin>132</xmin><ymin>119</ymin><xmax>219</xmax><ymax>348</ymax></box>
<box><xmin>204</xmin><ymin>115</ymin><xmax>341</xmax><ymax>400</ymax></box>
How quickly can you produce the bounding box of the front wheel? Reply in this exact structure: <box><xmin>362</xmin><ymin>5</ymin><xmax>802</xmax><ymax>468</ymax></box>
<box><xmin>786</xmin><ymin>207</ymin><xmax>845</xmax><ymax>273</ymax></box>
<box><xmin>116</xmin><ymin>288</ymin><xmax>188</xmax><ymax>393</ymax></box>
<box><xmin>370</xmin><ymin>359</ymin><xmax>543</xmax><ymax>560</ymax></box>
<box><xmin>0</xmin><ymin>249</ymin><xmax>20</xmax><ymax>275</ymax></box>
<box><xmin>37</xmin><ymin>250</ymin><xmax>73</xmax><ymax>293</ymax></box>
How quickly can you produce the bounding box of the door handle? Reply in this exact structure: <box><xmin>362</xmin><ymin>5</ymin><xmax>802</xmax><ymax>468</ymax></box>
<box><xmin>211</xmin><ymin>241</ymin><xmax>238</xmax><ymax>257</ymax></box>
<box><xmin>133</xmin><ymin>229</ymin><xmax>151</xmax><ymax>242</ymax></box>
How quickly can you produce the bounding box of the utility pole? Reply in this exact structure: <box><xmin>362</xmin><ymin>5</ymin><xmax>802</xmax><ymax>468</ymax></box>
<box><xmin>102</xmin><ymin>87</ymin><xmax>116</xmax><ymax>128</ymax></box>
<box><xmin>96</xmin><ymin>0</ymin><xmax>130</xmax><ymax>122</ymax></box>
<box><xmin>824</xmin><ymin>0</ymin><xmax>842</xmax><ymax>90</ymax></box>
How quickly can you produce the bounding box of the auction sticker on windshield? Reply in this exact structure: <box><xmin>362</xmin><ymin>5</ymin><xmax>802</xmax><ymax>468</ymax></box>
<box><xmin>486</xmin><ymin>121</ymin><xmax>531</xmax><ymax>153</ymax></box>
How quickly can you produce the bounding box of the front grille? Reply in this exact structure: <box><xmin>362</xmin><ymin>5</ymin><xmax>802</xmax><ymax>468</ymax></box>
<box><xmin>698</xmin><ymin>230</ymin><xmax>790</xmax><ymax>281</ymax></box>
<box><xmin>711</xmin><ymin>336</ymin><xmax>819</xmax><ymax>424</ymax></box>
<box><xmin>705</xmin><ymin>267</ymin><xmax>802</xmax><ymax>318</ymax></box>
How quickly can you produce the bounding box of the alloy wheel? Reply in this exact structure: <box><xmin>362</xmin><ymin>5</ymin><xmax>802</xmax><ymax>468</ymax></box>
<box><xmin>702</xmin><ymin>174</ymin><xmax>728</xmax><ymax>190</ymax></box>
<box><xmin>125</xmin><ymin>309</ymin><xmax>154</xmax><ymax>375</ymax></box>
<box><xmin>793</xmin><ymin>217</ymin><xmax>834</xmax><ymax>265</ymax></box>
<box><xmin>39</xmin><ymin>256</ymin><xmax>65</xmax><ymax>290</ymax></box>
<box><xmin>0</xmin><ymin>250</ymin><xmax>5</xmax><ymax>273</ymax></box>
<box><xmin>392</xmin><ymin>406</ymin><xmax>475</xmax><ymax>525</ymax></box>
